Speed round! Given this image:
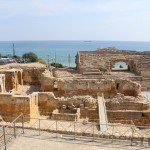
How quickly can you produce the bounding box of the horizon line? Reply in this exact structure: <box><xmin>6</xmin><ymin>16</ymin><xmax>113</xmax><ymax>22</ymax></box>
<box><xmin>0</xmin><ymin>40</ymin><xmax>150</xmax><ymax>42</ymax></box>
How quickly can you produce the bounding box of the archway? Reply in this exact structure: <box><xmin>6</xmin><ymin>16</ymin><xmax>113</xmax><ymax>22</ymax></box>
<box><xmin>111</xmin><ymin>61</ymin><xmax>130</xmax><ymax>71</ymax></box>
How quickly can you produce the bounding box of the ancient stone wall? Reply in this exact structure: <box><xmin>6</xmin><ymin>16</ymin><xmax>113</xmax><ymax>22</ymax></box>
<box><xmin>51</xmin><ymin>108</ymin><xmax>80</xmax><ymax>121</ymax></box>
<box><xmin>40</xmin><ymin>77</ymin><xmax>141</xmax><ymax>97</ymax></box>
<box><xmin>76</xmin><ymin>48</ymin><xmax>150</xmax><ymax>90</ymax></box>
<box><xmin>0</xmin><ymin>69</ymin><xmax>23</xmax><ymax>92</ymax></box>
<box><xmin>37</xmin><ymin>92</ymin><xmax>150</xmax><ymax>126</ymax></box>
<box><xmin>38</xmin><ymin>92</ymin><xmax>97</xmax><ymax>116</ymax></box>
<box><xmin>107</xmin><ymin>111</ymin><xmax>150</xmax><ymax>126</ymax></box>
<box><xmin>40</xmin><ymin>70</ymin><xmax>54</xmax><ymax>92</ymax></box>
<box><xmin>23</xmin><ymin>68</ymin><xmax>45</xmax><ymax>84</ymax></box>
<box><xmin>0</xmin><ymin>93</ymin><xmax>39</xmax><ymax>121</ymax></box>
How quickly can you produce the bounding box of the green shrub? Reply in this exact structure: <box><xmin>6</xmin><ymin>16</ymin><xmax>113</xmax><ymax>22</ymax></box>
<box><xmin>22</xmin><ymin>52</ymin><xmax>38</xmax><ymax>62</ymax></box>
<box><xmin>38</xmin><ymin>58</ymin><xmax>47</xmax><ymax>65</ymax></box>
<box><xmin>51</xmin><ymin>62</ymin><xmax>63</xmax><ymax>68</ymax></box>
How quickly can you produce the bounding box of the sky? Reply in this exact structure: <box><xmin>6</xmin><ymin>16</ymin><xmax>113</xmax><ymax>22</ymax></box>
<box><xmin>0</xmin><ymin>0</ymin><xmax>150</xmax><ymax>41</ymax></box>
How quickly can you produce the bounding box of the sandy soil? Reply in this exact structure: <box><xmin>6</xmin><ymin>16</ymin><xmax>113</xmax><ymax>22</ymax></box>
<box><xmin>0</xmin><ymin>62</ymin><xmax>47</xmax><ymax>70</ymax></box>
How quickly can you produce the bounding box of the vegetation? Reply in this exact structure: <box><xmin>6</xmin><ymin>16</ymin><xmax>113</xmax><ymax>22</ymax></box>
<box><xmin>37</xmin><ymin>58</ymin><xmax>47</xmax><ymax>65</ymax></box>
<box><xmin>51</xmin><ymin>62</ymin><xmax>63</xmax><ymax>68</ymax></box>
<box><xmin>0</xmin><ymin>52</ymin><xmax>64</xmax><ymax>68</ymax></box>
<box><xmin>22</xmin><ymin>52</ymin><xmax>38</xmax><ymax>62</ymax></box>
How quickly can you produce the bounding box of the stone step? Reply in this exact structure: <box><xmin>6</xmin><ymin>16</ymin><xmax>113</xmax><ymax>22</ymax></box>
<box><xmin>141</xmin><ymin>87</ymin><xmax>148</xmax><ymax>91</ymax></box>
<box><xmin>82</xmin><ymin>72</ymin><xmax>102</xmax><ymax>75</ymax></box>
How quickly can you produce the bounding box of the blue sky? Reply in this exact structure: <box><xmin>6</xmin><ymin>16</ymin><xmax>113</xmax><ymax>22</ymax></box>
<box><xmin>0</xmin><ymin>0</ymin><xmax>150</xmax><ymax>41</ymax></box>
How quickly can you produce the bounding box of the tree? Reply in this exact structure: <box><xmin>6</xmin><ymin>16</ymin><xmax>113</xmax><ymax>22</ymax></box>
<box><xmin>22</xmin><ymin>52</ymin><xmax>38</xmax><ymax>62</ymax></box>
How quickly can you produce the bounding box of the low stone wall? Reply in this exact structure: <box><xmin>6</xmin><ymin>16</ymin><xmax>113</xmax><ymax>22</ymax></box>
<box><xmin>51</xmin><ymin>108</ymin><xmax>80</xmax><ymax>121</ymax></box>
<box><xmin>0</xmin><ymin>93</ymin><xmax>39</xmax><ymax>121</ymax></box>
<box><xmin>38</xmin><ymin>92</ymin><xmax>97</xmax><ymax>116</ymax></box>
<box><xmin>80</xmin><ymin>108</ymin><xmax>99</xmax><ymax>122</ymax></box>
<box><xmin>37</xmin><ymin>92</ymin><xmax>150</xmax><ymax>126</ymax></box>
<box><xmin>106</xmin><ymin>101</ymin><xmax>149</xmax><ymax>111</ymax></box>
<box><xmin>107</xmin><ymin>110</ymin><xmax>150</xmax><ymax>126</ymax></box>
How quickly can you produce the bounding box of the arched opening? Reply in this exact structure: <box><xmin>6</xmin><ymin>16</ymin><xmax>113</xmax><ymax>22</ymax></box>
<box><xmin>111</xmin><ymin>61</ymin><xmax>129</xmax><ymax>71</ymax></box>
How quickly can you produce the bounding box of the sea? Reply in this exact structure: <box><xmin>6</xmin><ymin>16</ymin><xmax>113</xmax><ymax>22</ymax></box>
<box><xmin>0</xmin><ymin>41</ymin><xmax>150</xmax><ymax>67</ymax></box>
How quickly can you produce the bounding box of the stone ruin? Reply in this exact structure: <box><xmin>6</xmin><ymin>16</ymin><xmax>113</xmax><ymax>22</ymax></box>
<box><xmin>76</xmin><ymin>47</ymin><xmax>150</xmax><ymax>91</ymax></box>
<box><xmin>0</xmin><ymin>48</ymin><xmax>149</xmax><ymax>128</ymax></box>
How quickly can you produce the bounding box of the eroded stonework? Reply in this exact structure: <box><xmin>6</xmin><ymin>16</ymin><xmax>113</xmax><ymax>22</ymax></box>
<box><xmin>76</xmin><ymin>48</ymin><xmax>150</xmax><ymax>91</ymax></box>
<box><xmin>0</xmin><ymin>47</ymin><xmax>149</xmax><ymax>127</ymax></box>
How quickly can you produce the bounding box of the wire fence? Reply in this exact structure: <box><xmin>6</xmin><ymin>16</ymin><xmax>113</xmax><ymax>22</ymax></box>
<box><xmin>0</xmin><ymin>114</ymin><xmax>24</xmax><ymax>150</ymax></box>
<box><xmin>0</xmin><ymin>114</ymin><xmax>150</xmax><ymax>150</ymax></box>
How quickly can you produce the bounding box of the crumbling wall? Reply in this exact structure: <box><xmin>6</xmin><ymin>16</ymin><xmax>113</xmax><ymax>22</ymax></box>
<box><xmin>76</xmin><ymin>48</ymin><xmax>150</xmax><ymax>76</ymax></box>
<box><xmin>115</xmin><ymin>79</ymin><xmax>141</xmax><ymax>96</ymax></box>
<box><xmin>40</xmin><ymin>70</ymin><xmax>54</xmax><ymax>91</ymax></box>
<box><xmin>80</xmin><ymin>108</ymin><xmax>99</xmax><ymax>122</ymax></box>
<box><xmin>40</xmin><ymin>76</ymin><xmax>141</xmax><ymax>97</ymax></box>
<box><xmin>23</xmin><ymin>68</ymin><xmax>45</xmax><ymax>84</ymax></box>
<box><xmin>0</xmin><ymin>69</ymin><xmax>23</xmax><ymax>92</ymax></box>
<box><xmin>107</xmin><ymin>111</ymin><xmax>150</xmax><ymax>126</ymax></box>
<box><xmin>38</xmin><ymin>92</ymin><xmax>97</xmax><ymax>116</ymax></box>
<box><xmin>0</xmin><ymin>93</ymin><xmax>39</xmax><ymax>121</ymax></box>
<box><xmin>105</xmin><ymin>95</ymin><xmax>150</xmax><ymax>110</ymax></box>
<box><xmin>37</xmin><ymin>92</ymin><xmax>150</xmax><ymax>126</ymax></box>
<box><xmin>51</xmin><ymin>108</ymin><xmax>80</xmax><ymax>121</ymax></box>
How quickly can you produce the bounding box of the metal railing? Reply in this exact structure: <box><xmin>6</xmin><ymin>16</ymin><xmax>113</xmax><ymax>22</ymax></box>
<box><xmin>0</xmin><ymin>114</ymin><xmax>150</xmax><ymax>149</ymax></box>
<box><xmin>22</xmin><ymin>117</ymin><xmax>150</xmax><ymax>146</ymax></box>
<box><xmin>0</xmin><ymin>113</ymin><xmax>24</xmax><ymax>150</ymax></box>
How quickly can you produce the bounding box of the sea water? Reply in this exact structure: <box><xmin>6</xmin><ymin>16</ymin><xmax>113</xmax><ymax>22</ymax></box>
<box><xmin>0</xmin><ymin>41</ymin><xmax>150</xmax><ymax>67</ymax></box>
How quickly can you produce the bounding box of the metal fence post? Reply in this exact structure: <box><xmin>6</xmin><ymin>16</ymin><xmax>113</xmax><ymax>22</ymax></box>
<box><xmin>39</xmin><ymin>119</ymin><xmax>41</xmax><ymax>136</ymax></box>
<box><xmin>93</xmin><ymin>122</ymin><xmax>94</xmax><ymax>141</ymax></box>
<box><xmin>3</xmin><ymin>126</ymin><xmax>7</xmax><ymax>150</ymax></box>
<box><xmin>56</xmin><ymin>120</ymin><xmax>58</xmax><ymax>138</ymax></box>
<box><xmin>74</xmin><ymin>121</ymin><xmax>76</xmax><ymax>140</ymax></box>
<box><xmin>131</xmin><ymin>126</ymin><xmax>134</xmax><ymax>146</ymax></box>
<box><xmin>111</xmin><ymin>125</ymin><xmax>114</xmax><ymax>143</ymax></box>
<box><xmin>13</xmin><ymin>122</ymin><xmax>16</xmax><ymax>138</ymax></box>
<box><xmin>22</xmin><ymin>114</ymin><xmax>24</xmax><ymax>134</ymax></box>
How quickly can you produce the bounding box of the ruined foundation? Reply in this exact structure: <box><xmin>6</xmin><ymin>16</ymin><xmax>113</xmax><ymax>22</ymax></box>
<box><xmin>0</xmin><ymin>48</ymin><xmax>149</xmax><ymax>128</ymax></box>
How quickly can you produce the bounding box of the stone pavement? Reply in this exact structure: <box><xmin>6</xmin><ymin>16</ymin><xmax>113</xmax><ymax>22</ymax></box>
<box><xmin>7</xmin><ymin>135</ymin><xmax>148</xmax><ymax>150</ymax></box>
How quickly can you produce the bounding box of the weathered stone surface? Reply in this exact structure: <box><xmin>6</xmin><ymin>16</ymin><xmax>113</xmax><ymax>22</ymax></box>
<box><xmin>40</xmin><ymin>75</ymin><xmax>141</xmax><ymax>97</ymax></box>
<box><xmin>115</xmin><ymin>79</ymin><xmax>141</xmax><ymax>96</ymax></box>
<box><xmin>40</xmin><ymin>69</ymin><xmax>54</xmax><ymax>91</ymax></box>
<box><xmin>38</xmin><ymin>92</ymin><xmax>97</xmax><ymax>116</ymax></box>
<box><xmin>0</xmin><ymin>69</ymin><xmax>23</xmax><ymax>92</ymax></box>
<box><xmin>51</xmin><ymin>108</ymin><xmax>80</xmax><ymax>121</ymax></box>
<box><xmin>23</xmin><ymin>68</ymin><xmax>45</xmax><ymax>84</ymax></box>
<box><xmin>76</xmin><ymin>48</ymin><xmax>150</xmax><ymax>91</ymax></box>
<box><xmin>0</xmin><ymin>93</ymin><xmax>39</xmax><ymax>121</ymax></box>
